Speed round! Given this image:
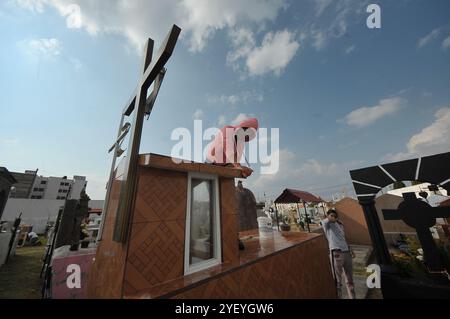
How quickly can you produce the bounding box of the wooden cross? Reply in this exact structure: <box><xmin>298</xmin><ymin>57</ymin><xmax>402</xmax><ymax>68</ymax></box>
<box><xmin>99</xmin><ymin>25</ymin><xmax>181</xmax><ymax>243</ymax></box>
<box><xmin>382</xmin><ymin>192</ymin><xmax>450</xmax><ymax>271</ymax></box>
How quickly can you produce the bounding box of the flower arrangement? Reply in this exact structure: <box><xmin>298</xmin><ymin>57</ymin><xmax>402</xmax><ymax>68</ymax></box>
<box><xmin>80</xmin><ymin>222</ymin><xmax>90</xmax><ymax>240</ymax></box>
<box><xmin>391</xmin><ymin>234</ymin><xmax>450</xmax><ymax>279</ymax></box>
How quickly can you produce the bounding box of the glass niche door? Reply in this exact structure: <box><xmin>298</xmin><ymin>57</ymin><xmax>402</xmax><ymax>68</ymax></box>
<box><xmin>184</xmin><ymin>173</ymin><xmax>221</xmax><ymax>275</ymax></box>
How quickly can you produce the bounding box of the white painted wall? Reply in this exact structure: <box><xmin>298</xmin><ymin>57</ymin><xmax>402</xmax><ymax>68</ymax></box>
<box><xmin>69</xmin><ymin>177</ymin><xmax>87</xmax><ymax>200</ymax></box>
<box><xmin>2</xmin><ymin>199</ymin><xmax>65</xmax><ymax>234</ymax></box>
<box><xmin>1</xmin><ymin>199</ymin><xmax>104</xmax><ymax>234</ymax></box>
<box><xmin>88</xmin><ymin>200</ymin><xmax>104</xmax><ymax>209</ymax></box>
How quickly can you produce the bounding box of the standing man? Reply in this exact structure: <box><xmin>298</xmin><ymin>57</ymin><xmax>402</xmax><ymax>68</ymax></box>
<box><xmin>321</xmin><ymin>209</ymin><xmax>356</xmax><ymax>299</ymax></box>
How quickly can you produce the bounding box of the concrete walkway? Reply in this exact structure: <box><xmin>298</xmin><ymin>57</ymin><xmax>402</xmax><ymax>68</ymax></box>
<box><xmin>340</xmin><ymin>245</ymin><xmax>383</xmax><ymax>299</ymax></box>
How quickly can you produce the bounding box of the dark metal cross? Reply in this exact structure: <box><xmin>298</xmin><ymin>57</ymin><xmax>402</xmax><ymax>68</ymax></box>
<box><xmin>99</xmin><ymin>25</ymin><xmax>181</xmax><ymax>243</ymax></box>
<box><xmin>383</xmin><ymin>192</ymin><xmax>450</xmax><ymax>271</ymax></box>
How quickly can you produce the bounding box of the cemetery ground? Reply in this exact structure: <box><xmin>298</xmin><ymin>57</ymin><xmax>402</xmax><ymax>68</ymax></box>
<box><xmin>0</xmin><ymin>243</ymin><xmax>45</xmax><ymax>299</ymax></box>
<box><xmin>0</xmin><ymin>237</ymin><xmax>382</xmax><ymax>299</ymax></box>
<box><xmin>343</xmin><ymin>245</ymin><xmax>383</xmax><ymax>299</ymax></box>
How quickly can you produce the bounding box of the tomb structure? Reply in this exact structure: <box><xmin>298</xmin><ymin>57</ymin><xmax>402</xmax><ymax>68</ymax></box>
<box><xmin>0</xmin><ymin>167</ymin><xmax>16</xmax><ymax>220</ymax></box>
<box><xmin>88</xmin><ymin>153</ymin><xmax>336</xmax><ymax>298</ymax></box>
<box><xmin>350</xmin><ymin>152</ymin><xmax>450</xmax><ymax>298</ymax></box>
<box><xmin>235</xmin><ymin>181</ymin><xmax>258</xmax><ymax>232</ymax></box>
<box><xmin>87</xmin><ymin>25</ymin><xmax>336</xmax><ymax>299</ymax></box>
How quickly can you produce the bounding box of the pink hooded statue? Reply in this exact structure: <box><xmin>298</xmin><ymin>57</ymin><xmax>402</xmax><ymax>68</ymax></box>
<box><xmin>206</xmin><ymin>118</ymin><xmax>259</xmax><ymax>177</ymax></box>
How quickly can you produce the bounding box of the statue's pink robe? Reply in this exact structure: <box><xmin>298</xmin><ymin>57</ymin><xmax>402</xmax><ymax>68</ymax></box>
<box><xmin>206</xmin><ymin>118</ymin><xmax>259</xmax><ymax>165</ymax></box>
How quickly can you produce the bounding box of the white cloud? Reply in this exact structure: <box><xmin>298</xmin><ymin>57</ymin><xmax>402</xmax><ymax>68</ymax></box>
<box><xmin>228</xmin><ymin>29</ymin><xmax>300</xmax><ymax>77</ymax></box>
<box><xmin>56</xmin><ymin>3</ymin><xmax>82</xmax><ymax>29</ymax></box>
<box><xmin>24</xmin><ymin>38</ymin><xmax>62</xmax><ymax>56</ymax></box>
<box><xmin>418</xmin><ymin>28</ymin><xmax>441</xmax><ymax>48</ymax></box>
<box><xmin>382</xmin><ymin>152</ymin><xmax>410</xmax><ymax>163</ymax></box>
<box><xmin>383</xmin><ymin>107</ymin><xmax>450</xmax><ymax>162</ymax></box>
<box><xmin>15</xmin><ymin>0</ymin><xmax>47</xmax><ymax>12</ymax></box>
<box><xmin>207</xmin><ymin>90</ymin><xmax>264</xmax><ymax>106</ymax></box>
<box><xmin>218</xmin><ymin>115</ymin><xmax>227</xmax><ymax>126</ymax></box>
<box><xmin>69</xmin><ymin>57</ymin><xmax>82</xmax><ymax>69</ymax></box>
<box><xmin>14</xmin><ymin>0</ymin><xmax>367</xmax><ymax>76</ymax></box>
<box><xmin>299</xmin><ymin>158</ymin><xmax>339</xmax><ymax>176</ymax></box>
<box><xmin>250</xmin><ymin>149</ymin><xmax>295</xmax><ymax>188</ymax></box>
<box><xmin>342</xmin><ymin>97</ymin><xmax>406</xmax><ymax>128</ymax></box>
<box><xmin>442</xmin><ymin>36</ymin><xmax>450</xmax><ymax>50</ymax></box>
<box><xmin>311</xmin><ymin>30</ymin><xmax>326</xmax><ymax>50</ymax></box>
<box><xmin>313</xmin><ymin>0</ymin><xmax>333</xmax><ymax>17</ymax></box>
<box><xmin>19</xmin><ymin>37</ymin><xmax>83</xmax><ymax>70</ymax></box>
<box><xmin>407</xmin><ymin>107</ymin><xmax>450</xmax><ymax>154</ymax></box>
<box><xmin>193</xmin><ymin>109</ymin><xmax>203</xmax><ymax>120</ymax></box>
<box><xmin>232</xmin><ymin>113</ymin><xmax>253</xmax><ymax>125</ymax></box>
<box><xmin>14</xmin><ymin>0</ymin><xmax>287</xmax><ymax>53</ymax></box>
<box><xmin>247</xmin><ymin>29</ymin><xmax>299</xmax><ymax>77</ymax></box>
<box><xmin>181</xmin><ymin>0</ymin><xmax>287</xmax><ymax>52</ymax></box>
<box><xmin>226</xmin><ymin>28</ymin><xmax>257</xmax><ymax>72</ymax></box>
<box><xmin>247</xmin><ymin>149</ymin><xmax>361</xmax><ymax>200</ymax></box>
<box><xmin>345</xmin><ymin>45</ymin><xmax>355</xmax><ymax>54</ymax></box>
<box><xmin>305</xmin><ymin>0</ymin><xmax>368</xmax><ymax>50</ymax></box>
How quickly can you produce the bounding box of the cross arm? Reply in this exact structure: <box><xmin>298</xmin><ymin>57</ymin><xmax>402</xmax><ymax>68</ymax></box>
<box><xmin>107</xmin><ymin>122</ymin><xmax>131</xmax><ymax>153</ymax></box>
<box><xmin>429</xmin><ymin>206</ymin><xmax>450</xmax><ymax>219</ymax></box>
<box><xmin>144</xmin><ymin>68</ymin><xmax>166</xmax><ymax>116</ymax></box>
<box><xmin>382</xmin><ymin>209</ymin><xmax>403</xmax><ymax>221</ymax></box>
<box><xmin>122</xmin><ymin>70</ymin><xmax>165</xmax><ymax>118</ymax></box>
<box><xmin>141</xmin><ymin>24</ymin><xmax>181</xmax><ymax>91</ymax></box>
<box><xmin>122</xmin><ymin>25</ymin><xmax>179</xmax><ymax>116</ymax></box>
<box><xmin>123</xmin><ymin>93</ymin><xmax>137</xmax><ymax>116</ymax></box>
<box><xmin>123</xmin><ymin>37</ymin><xmax>155</xmax><ymax>116</ymax></box>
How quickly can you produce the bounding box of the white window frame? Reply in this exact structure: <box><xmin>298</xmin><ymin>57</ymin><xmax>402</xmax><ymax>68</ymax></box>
<box><xmin>184</xmin><ymin>172</ymin><xmax>222</xmax><ymax>275</ymax></box>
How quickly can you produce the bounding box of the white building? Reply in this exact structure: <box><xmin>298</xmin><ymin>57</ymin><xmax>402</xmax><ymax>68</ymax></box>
<box><xmin>30</xmin><ymin>175</ymin><xmax>87</xmax><ymax>200</ymax></box>
<box><xmin>1</xmin><ymin>171</ymin><xmax>101</xmax><ymax>234</ymax></box>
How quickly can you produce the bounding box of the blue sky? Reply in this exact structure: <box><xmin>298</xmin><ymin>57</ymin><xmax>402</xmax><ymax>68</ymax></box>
<box><xmin>1</xmin><ymin>0</ymin><xmax>450</xmax><ymax>201</ymax></box>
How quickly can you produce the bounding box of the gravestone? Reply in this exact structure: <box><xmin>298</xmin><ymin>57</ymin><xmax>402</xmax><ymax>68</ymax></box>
<box><xmin>383</xmin><ymin>192</ymin><xmax>450</xmax><ymax>272</ymax></box>
<box><xmin>0</xmin><ymin>167</ymin><xmax>17</xmax><ymax>220</ymax></box>
<box><xmin>235</xmin><ymin>181</ymin><xmax>258</xmax><ymax>231</ymax></box>
<box><xmin>55</xmin><ymin>190</ymin><xmax>90</xmax><ymax>249</ymax></box>
<box><xmin>350</xmin><ymin>152</ymin><xmax>450</xmax><ymax>298</ymax></box>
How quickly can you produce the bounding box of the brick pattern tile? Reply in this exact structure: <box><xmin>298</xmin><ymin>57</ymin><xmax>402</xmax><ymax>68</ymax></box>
<box><xmin>123</xmin><ymin>168</ymin><xmax>246</xmax><ymax>297</ymax></box>
<box><xmin>88</xmin><ymin>177</ymin><xmax>129</xmax><ymax>298</ymax></box>
<box><xmin>221</xmin><ymin>214</ymin><xmax>239</xmax><ymax>264</ymax></box>
<box><xmin>172</xmin><ymin>236</ymin><xmax>337</xmax><ymax>299</ymax></box>
<box><xmin>175</xmin><ymin>271</ymin><xmax>240</xmax><ymax>299</ymax></box>
<box><xmin>133</xmin><ymin>168</ymin><xmax>187</xmax><ymax>223</ymax></box>
<box><xmin>125</xmin><ymin>220</ymin><xmax>185</xmax><ymax>291</ymax></box>
<box><xmin>220</xmin><ymin>178</ymin><xmax>237</xmax><ymax>215</ymax></box>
